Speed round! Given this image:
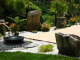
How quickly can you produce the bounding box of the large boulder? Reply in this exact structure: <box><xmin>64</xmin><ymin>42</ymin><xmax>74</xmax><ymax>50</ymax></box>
<box><xmin>27</xmin><ymin>10</ymin><xmax>42</xmax><ymax>31</ymax></box>
<box><xmin>55</xmin><ymin>33</ymin><xmax>80</xmax><ymax>57</ymax></box>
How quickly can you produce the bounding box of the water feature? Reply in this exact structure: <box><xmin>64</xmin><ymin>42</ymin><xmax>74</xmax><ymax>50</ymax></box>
<box><xmin>3</xmin><ymin>23</ymin><xmax>13</xmax><ymax>36</ymax></box>
<box><xmin>0</xmin><ymin>21</ymin><xmax>29</xmax><ymax>51</ymax></box>
<box><xmin>3</xmin><ymin>23</ymin><xmax>25</xmax><ymax>44</ymax></box>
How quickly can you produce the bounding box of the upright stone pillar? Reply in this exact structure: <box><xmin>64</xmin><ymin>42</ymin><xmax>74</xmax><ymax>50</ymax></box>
<box><xmin>27</xmin><ymin>10</ymin><xmax>42</xmax><ymax>31</ymax></box>
<box><xmin>56</xmin><ymin>17</ymin><xmax>67</xmax><ymax>28</ymax></box>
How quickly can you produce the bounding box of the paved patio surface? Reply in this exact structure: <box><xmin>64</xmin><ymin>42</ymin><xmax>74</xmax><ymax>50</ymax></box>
<box><xmin>24</xmin><ymin>25</ymin><xmax>80</xmax><ymax>43</ymax></box>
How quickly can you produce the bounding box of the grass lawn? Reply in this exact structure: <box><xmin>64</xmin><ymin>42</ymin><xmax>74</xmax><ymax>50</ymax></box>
<box><xmin>0</xmin><ymin>52</ymin><xmax>79</xmax><ymax>60</ymax></box>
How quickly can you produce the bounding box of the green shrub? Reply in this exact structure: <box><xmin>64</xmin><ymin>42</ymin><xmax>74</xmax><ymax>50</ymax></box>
<box><xmin>68</xmin><ymin>16</ymin><xmax>80</xmax><ymax>26</ymax></box>
<box><xmin>41</xmin><ymin>14</ymin><xmax>55</xmax><ymax>26</ymax></box>
<box><xmin>32</xmin><ymin>30</ymin><xmax>37</xmax><ymax>33</ymax></box>
<box><xmin>29</xmin><ymin>2</ymin><xmax>42</xmax><ymax>11</ymax></box>
<box><xmin>51</xmin><ymin>0</ymin><xmax>68</xmax><ymax>17</ymax></box>
<box><xmin>5</xmin><ymin>0</ymin><xmax>26</xmax><ymax>18</ymax></box>
<box><xmin>41</xmin><ymin>23</ymin><xmax>50</xmax><ymax>32</ymax></box>
<box><xmin>38</xmin><ymin>44</ymin><xmax>54</xmax><ymax>52</ymax></box>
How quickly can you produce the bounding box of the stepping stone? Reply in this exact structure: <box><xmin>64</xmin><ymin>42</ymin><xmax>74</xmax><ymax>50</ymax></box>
<box><xmin>24</xmin><ymin>43</ymin><xmax>39</xmax><ymax>48</ymax></box>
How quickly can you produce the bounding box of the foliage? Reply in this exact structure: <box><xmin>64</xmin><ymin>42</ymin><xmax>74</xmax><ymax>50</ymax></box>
<box><xmin>41</xmin><ymin>14</ymin><xmax>55</xmax><ymax>26</ymax></box>
<box><xmin>69</xmin><ymin>16</ymin><xmax>80</xmax><ymax>22</ymax></box>
<box><xmin>0</xmin><ymin>52</ymin><xmax>79</xmax><ymax>60</ymax></box>
<box><xmin>28</xmin><ymin>1</ymin><xmax>42</xmax><ymax>11</ymax></box>
<box><xmin>68</xmin><ymin>20</ymin><xmax>75</xmax><ymax>26</ymax></box>
<box><xmin>68</xmin><ymin>16</ymin><xmax>80</xmax><ymax>26</ymax></box>
<box><xmin>8</xmin><ymin>17</ymin><xmax>26</xmax><ymax>25</ymax></box>
<box><xmin>51</xmin><ymin>0</ymin><xmax>68</xmax><ymax>17</ymax></box>
<box><xmin>41</xmin><ymin>23</ymin><xmax>50</xmax><ymax>32</ymax></box>
<box><xmin>0</xmin><ymin>33</ymin><xmax>2</xmax><ymax>37</ymax></box>
<box><xmin>0</xmin><ymin>7</ymin><xmax>5</xmax><ymax>18</ymax></box>
<box><xmin>5</xmin><ymin>0</ymin><xmax>26</xmax><ymax>18</ymax></box>
<box><xmin>9</xmin><ymin>16</ymin><xmax>26</xmax><ymax>35</ymax></box>
<box><xmin>68</xmin><ymin>2</ymin><xmax>79</xmax><ymax>16</ymax></box>
<box><xmin>68</xmin><ymin>17</ymin><xmax>76</xmax><ymax>26</ymax></box>
<box><xmin>28</xmin><ymin>41</ymin><xmax>33</xmax><ymax>43</ymax></box>
<box><xmin>76</xmin><ymin>16</ymin><xmax>80</xmax><ymax>22</ymax></box>
<box><xmin>38</xmin><ymin>44</ymin><xmax>54</xmax><ymax>52</ymax></box>
<box><xmin>9</xmin><ymin>23</ymin><xmax>17</xmax><ymax>34</ymax></box>
<box><xmin>32</xmin><ymin>30</ymin><xmax>37</xmax><ymax>33</ymax></box>
<box><xmin>19</xmin><ymin>21</ymin><xmax>27</xmax><ymax>31</ymax></box>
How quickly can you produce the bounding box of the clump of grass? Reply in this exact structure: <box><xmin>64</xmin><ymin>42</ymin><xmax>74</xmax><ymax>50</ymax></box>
<box><xmin>38</xmin><ymin>44</ymin><xmax>54</xmax><ymax>52</ymax></box>
<box><xmin>28</xmin><ymin>41</ymin><xmax>33</xmax><ymax>43</ymax></box>
<box><xmin>32</xmin><ymin>30</ymin><xmax>37</xmax><ymax>33</ymax></box>
<box><xmin>0</xmin><ymin>33</ymin><xmax>2</xmax><ymax>37</ymax></box>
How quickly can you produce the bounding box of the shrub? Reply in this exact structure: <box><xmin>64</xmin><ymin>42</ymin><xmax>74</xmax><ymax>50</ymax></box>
<box><xmin>68</xmin><ymin>16</ymin><xmax>80</xmax><ymax>26</ymax></box>
<box><xmin>38</xmin><ymin>44</ymin><xmax>54</xmax><ymax>52</ymax></box>
<box><xmin>32</xmin><ymin>30</ymin><xmax>37</xmax><ymax>33</ymax></box>
<box><xmin>5</xmin><ymin>0</ymin><xmax>26</xmax><ymax>18</ymax></box>
<box><xmin>28</xmin><ymin>2</ymin><xmax>42</xmax><ymax>11</ymax></box>
<box><xmin>51</xmin><ymin>0</ymin><xmax>68</xmax><ymax>17</ymax></box>
<box><xmin>41</xmin><ymin>14</ymin><xmax>55</xmax><ymax>27</ymax></box>
<box><xmin>41</xmin><ymin>23</ymin><xmax>50</xmax><ymax>32</ymax></box>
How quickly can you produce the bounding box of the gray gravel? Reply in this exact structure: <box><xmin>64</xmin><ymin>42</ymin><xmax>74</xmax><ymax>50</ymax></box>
<box><xmin>0</xmin><ymin>27</ymin><xmax>58</xmax><ymax>55</ymax></box>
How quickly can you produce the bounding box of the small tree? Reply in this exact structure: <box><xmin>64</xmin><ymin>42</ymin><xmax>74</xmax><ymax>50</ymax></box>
<box><xmin>51</xmin><ymin>0</ymin><xmax>68</xmax><ymax>17</ymax></box>
<box><xmin>50</xmin><ymin>0</ymin><xmax>68</xmax><ymax>25</ymax></box>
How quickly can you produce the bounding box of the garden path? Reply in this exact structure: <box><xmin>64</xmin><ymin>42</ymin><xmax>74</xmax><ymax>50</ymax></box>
<box><xmin>24</xmin><ymin>25</ymin><xmax>80</xmax><ymax>43</ymax></box>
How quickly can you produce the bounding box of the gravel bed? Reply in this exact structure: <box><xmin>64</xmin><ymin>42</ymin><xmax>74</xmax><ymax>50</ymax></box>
<box><xmin>0</xmin><ymin>40</ymin><xmax>29</xmax><ymax>51</ymax></box>
<box><xmin>0</xmin><ymin>27</ymin><xmax>58</xmax><ymax>55</ymax></box>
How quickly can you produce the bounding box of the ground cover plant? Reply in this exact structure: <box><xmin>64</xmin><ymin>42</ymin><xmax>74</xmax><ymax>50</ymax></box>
<box><xmin>38</xmin><ymin>44</ymin><xmax>54</xmax><ymax>52</ymax></box>
<box><xmin>0</xmin><ymin>52</ymin><xmax>79</xmax><ymax>60</ymax></box>
<box><xmin>32</xmin><ymin>30</ymin><xmax>38</xmax><ymax>33</ymax></box>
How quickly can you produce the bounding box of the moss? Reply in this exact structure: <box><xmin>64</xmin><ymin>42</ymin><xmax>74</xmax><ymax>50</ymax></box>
<box><xmin>32</xmin><ymin>30</ymin><xmax>37</xmax><ymax>33</ymax></box>
<box><xmin>38</xmin><ymin>44</ymin><xmax>54</xmax><ymax>52</ymax></box>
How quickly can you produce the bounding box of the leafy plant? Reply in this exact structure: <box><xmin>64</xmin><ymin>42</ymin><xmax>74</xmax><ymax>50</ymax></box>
<box><xmin>8</xmin><ymin>17</ymin><xmax>26</xmax><ymax>25</ymax></box>
<box><xmin>28</xmin><ymin>1</ymin><xmax>42</xmax><ymax>11</ymax></box>
<box><xmin>41</xmin><ymin>14</ymin><xmax>55</xmax><ymax>27</ymax></box>
<box><xmin>5</xmin><ymin>0</ymin><xmax>26</xmax><ymax>18</ymax></box>
<box><xmin>68</xmin><ymin>16</ymin><xmax>80</xmax><ymax>26</ymax></box>
<box><xmin>76</xmin><ymin>16</ymin><xmax>80</xmax><ymax>22</ymax></box>
<box><xmin>51</xmin><ymin>0</ymin><xmax>68</xmax><ymax>17</ymax></box>
<box><xmin>9</xmin><ymin>16</ymin><xmax>26</xmax><ymax>35</ymax></box>
<box><xmin>9</xmin><ymin>23</ymin><xmax>17</xmax><ymax>35</ymax></box>
<box><xmin>32</xmin><ymin>30</ymin><xmax>37</xmax><ymax>33</ymax></box>
<box><xmin>38</xmin><ymin>44</ymin><xmax>54</xmax><ymax>52</ymax></box>
<box><xmin>41</xmin><ymin>23</ymin><xmax>50</xmax><ymax>32</ymax></box>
